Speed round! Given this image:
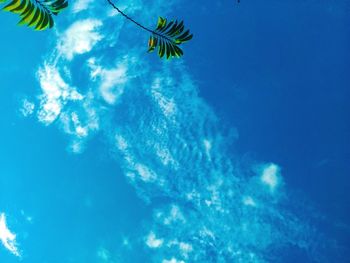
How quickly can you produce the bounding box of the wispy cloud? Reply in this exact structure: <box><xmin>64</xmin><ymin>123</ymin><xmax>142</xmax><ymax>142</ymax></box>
<box><xmin>71</xmin><ymin>0</ymin><xmax>94</xmax><ymax>13</ymax></box>
<box><xmin>20</xmin><ymin>98</ymin><xmax>35</xmax><ymax>117</ymax></box>
<box><xmin>24</xmin><ymin>1</ymin><xmax>342</xmax><ymax>262</ymax></box>
<box><xmin>87</xmin><ymin>57</ymin><xmax>129</xmax><ymax>105</ymax></box>
<box><xmin>57</xmin><ymin>19</ymin><xmax>103</xmax><ymax>61</ymax></box>
<box><xmin>0</xmin><ymin>213</ymin><xmax>20</xmax><ymax>257</ymax></box>
<box><xmin>162</xmin><ymin>258</ymin><xmax>185</xmax><ymax>263</ymax></box>
<box><xmin>96</xmin><ymin>246</ymin><xmax>112</xmax><ymax>262</ymax></box>
<box><xmin>260</xmin><ymin>163</ymin><xmax>281</xmax><ymax>192</ymax></box>
<box><xmin>37</xmin><ymin>64</ymin><xmax>83</xmax><ymax>125</ymax></box>
<box><xmin>146</xmin><ymin>232</ymin><xmax>164</xmax><ymax>248</ymax></box>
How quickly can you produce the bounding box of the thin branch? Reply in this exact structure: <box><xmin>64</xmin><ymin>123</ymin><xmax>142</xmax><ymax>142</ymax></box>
<box><xmin>106</xmin><ymin>0</ymin><xmax>173</xmax><ymax>42</ymax></box>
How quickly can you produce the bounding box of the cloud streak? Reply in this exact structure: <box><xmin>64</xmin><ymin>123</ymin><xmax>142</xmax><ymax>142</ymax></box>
<box><xmin>24</xmin><ymin>1</ymin><xmax>344</xmax><ymax>262</ymax></box>
<box><xmin>0</xmin><ymin>213</ymin><xmax>20</xmax><ymax>257</ymax></box>
<box><xmin>57</xmin><ymin>19</ymin><xmax>104</xmax><ymax>61</ymax></box>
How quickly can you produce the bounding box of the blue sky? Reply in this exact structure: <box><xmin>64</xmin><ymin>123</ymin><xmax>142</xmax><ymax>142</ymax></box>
<box><xmin>0</xmin><ymin>0</ymin><xmax>349</xmax><ymax>262</ymax></box>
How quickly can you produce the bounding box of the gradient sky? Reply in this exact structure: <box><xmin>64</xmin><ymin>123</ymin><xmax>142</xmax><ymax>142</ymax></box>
<box><xmin>0</xmin><ymin>0</ymin><xmax>349</xmax><ymax>262</ymax></box>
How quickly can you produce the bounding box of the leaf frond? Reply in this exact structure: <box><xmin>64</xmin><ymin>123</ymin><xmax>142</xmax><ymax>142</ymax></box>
<box><xmin>148</xmin><ymin>16</ymin><xmax>193</xmax><ymax>60</ymax></box>
<box><xmin>1</xmin><ymin>0</ymin><xmax>68</xmax><ymax>30</ymax></box>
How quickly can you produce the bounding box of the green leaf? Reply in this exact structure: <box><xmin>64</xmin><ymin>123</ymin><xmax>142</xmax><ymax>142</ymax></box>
<box><xmin>156</xmin><ymin>16</ymin><xmax>167</xmax><ymax>30</ymax></box>
<box><xmin>11</xmin><ymin>0</ymin><xmax>26</xmax><ymax>13</ymax></box>
<box><xmin>148</xmin><ymin>17</ymin><xmax>193</xmax><ymax>59</ymax></box>
<box><xmin>148</xmin><ymin>35</ymin><xmax>158</xmax><ymax>52</ymax></box>
<box><xmin>169</xmin><ymin>20</ymin><xmax>184</xmax><ymax>37</ymax></box>
<box><xmin>173</xmin><ymin>45</ymin><xmax>183</xmax><ymax>57</ymax></box>
<box><xmin>1</xmin><ymin>0</ymin><xmax>68</xmax><ymax>30</ymax></box>
<box><xmin>175</xmin><ymin>29</ymin><xmax>190</xmax><ymax>42</ymax></box>
<box><xmin>3</xmin><ymin>0</ymin><xmax>21</xmax><ymax>11</ymax></box>
<box><xmin>159</xmin><ymin>20</ymin><xmax>173</xmax><ymax>33</ymax></box>
<box><xmin>158</xmin><ymin>39</ymin><xmax>166</xmax><ymax>58</ymax></box>
<box><xmin>165</xmin><ymin>20</ymin><xmax>178</xmax><ymax>36</ymax></box>
<box><xmin>179</xmin><ymin>33</ymin><xmax>193</xmax><ymax>43</ymax></box>
<box><xmin>166</xmin><ymin>42</ymin><xmax>172</xmax><ymax>59</ymax></box>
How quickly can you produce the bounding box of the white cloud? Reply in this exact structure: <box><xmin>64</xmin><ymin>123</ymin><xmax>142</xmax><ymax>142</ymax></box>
<box><xmin>242</xmin><ymin>196</ymin><xmax>256</xmax><ymax>207</ymax></box>
<box><xmin>179</xmin><ymin>242</ymin><xmax>192</xmax><ymax>254</ymax></box>
<box><xmin>70</xmin><ymin>140</ymin><xmax>84</xmax><ymax>153</ymax></box>
<box><xmin>97</xmin><ymin>246</ymin><xmax>111</xmax><ymax>262</ymax></box>
<box><xmin>58</xmin><ymin>94</ymin><xmax>100</xmax><ymax>153</ymax></box>
<box><xmin>20</xmin><ymin>98</ymin><xmax>35</xmax><ymax>117</ymax></box>
<box><xmin>98</xmin><ymin>65</ymin><xmax>128</xmax><ymax>105</ymax></box>
<box><xmin>58</xmin><ymin>19</ymin><xmax>103</xmax><ymax>60</ymax></box>
<box><xmin>146</xmin><ymin>232</ymin><xmax>163</xmax><ymax>248</ymax></box>
<box><xmin>114</xmin><ymin>134</ymin><xmax>158</xmax><ymax>182</ymax></box>
<box><xmin>88</xmin><ymin>58</ymin><xmax>129</xmax><ymax>105</ymax></box>
<box><xmin>37</xmin><ymin>64</ymin><xmax>83</xmax><ymax>125</ymax></box>
<box><xmin>105</xmin><ymin>1</ymin><xmax>142</xmax><ymax>17</ymax></box>
<box><xmin>203</xmin><ymin>139</ymin><xmax>212</xmax><ymax>159</ymax></box>
<box><xmin>35</xmin><ymin>62</ymin><xmax>98</xmax><ymax>153</ymax></box>
<box><xmin>61</xmin><ymin>112</ymin><xmax>88</xmax><ymax>138</ymax></box>
<box><xmin>162</xmin><ymin>258</ymin><xmax>185</xmax><ymax>263</ymax></box>
<box><xmin>163</xmin><ymin>206</ymin><xmax>185</xmax><ymax>225</ymax></box>
<box><xmin>25</xmin><ymin>0</ymin><xmax>330</xmax><ymax>261</ymax></box>
<box><xmin>0</xmin><ymin>213</ymin><xmax>20</xmax><ymax>257</ymax></box>
<box><xmin>115</xmin><ymin>134</ymin><xmax>128</xmax><ymax>151</ymax></box>
<box><xmin>135</xmin><ymin>163</ymin><xmax>157</xmax><ymax>182</ymax></box>
<box><xmin>72</xmin><ymin>0</ymin><xmax>93</xmax><ymax>13</ymax></box>
<box><xmin>260</xmin><ymin>163</ymin><xmax>280</xmax><ymax>191</ymax></box>
<box><xmin>154</xmin><ymin>143</ymin><xmax>177</xmax><ymax>167</ymax></box>
<box><xmin>167</xmin><ymin>239</ymin><xmax>193</xmax><ymax>257</ymax></box>
<box><xmin>151</xmin><ymin>77</ymin><xmax>177</xmax><ymax>119</ymax></box>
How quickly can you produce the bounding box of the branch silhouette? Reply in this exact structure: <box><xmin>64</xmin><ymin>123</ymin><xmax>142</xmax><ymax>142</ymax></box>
<box><xmin>106</xmin><ymin>0</ymin><xmax>174</xmax><ymax>42</ymax></box>
<box><xmin>0</xmin><ymin>0</ymin><xmax>193</xmax><ymax>59</ymax></box>
<box><xmin>106</xmin><ymin>0</ymin><xmax>193</xmax><ymax>59</ymax></box>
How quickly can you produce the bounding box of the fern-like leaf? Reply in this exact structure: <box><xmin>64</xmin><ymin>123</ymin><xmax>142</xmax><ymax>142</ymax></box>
<box><xmin>1</xmin><ymin>0</ymin><xmax>68</xmax><ymax>31</ymax></box>
<box><xmin>148</xmin><ymin>17</ymin><xmax>193</xmax><ymax>59</ymax></box>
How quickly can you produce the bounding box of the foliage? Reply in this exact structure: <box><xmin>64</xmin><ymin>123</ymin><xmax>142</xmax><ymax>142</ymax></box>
<box><xmin>0</xmin><ymin>0</ymin><xmax>68</xmax><ymax>30</ymax></box>
<box><xmin>106</xmin><ymin>0</ymin><xmax>193</xmax><ymax>60</ymax></box>
<box><xmin>1</xmin><ymin>0</ymin><xmax>194</xmax><ymax>59</ymax></box>
<box><xmin>148</xmin><ymin>17</ymin><xmax>193</xmax><ymax>59</ymax></box>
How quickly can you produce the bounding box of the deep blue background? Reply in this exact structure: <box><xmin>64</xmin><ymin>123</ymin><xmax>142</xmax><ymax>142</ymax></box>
<box><xmin>0</xmin><ymin>0</ymin><xmax>349</xmax><ymax>261</ymax></box>
<box><xmin>186</xmin><ymin>0</ymin><xmax>350</xmax><ymax>224</ymax></box>
<box><xmin>183</xmin><ymin>0</ymin><xmax>350</xmax><ymax>256</ymax></box>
